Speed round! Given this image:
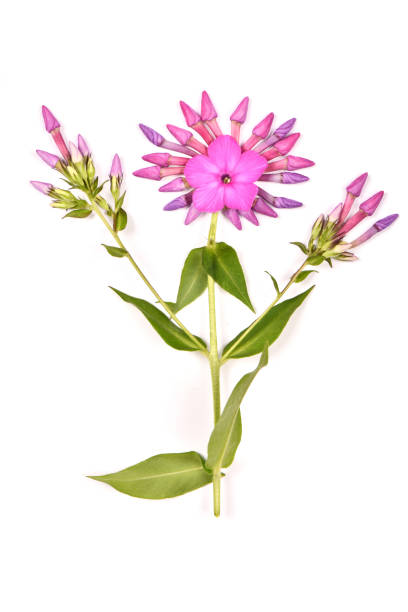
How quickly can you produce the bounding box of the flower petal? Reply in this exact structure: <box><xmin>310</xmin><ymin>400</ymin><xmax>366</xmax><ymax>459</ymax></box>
<box><xmin>192</xmin><ymin>183</ymin><xmax>225</xmax><ymax>212</ymax></box>
<box><xmin>184</xmin><ymin>155</ymin><xmax>219</xmax><ymax>188</ymax></box>
<box><xmin>207</xmin><ymin>135</ymin><xmax>241</xmax><ymax>174</ymax></box>
<box><xmin>224</xmin><ymin>183</ymin><xmax>258</xmax><ymax>211</ymax></box>
<box><xmin>233</xmin><ymin>150</ymin><xmax>267</xmax><ymax>183</ymax></box>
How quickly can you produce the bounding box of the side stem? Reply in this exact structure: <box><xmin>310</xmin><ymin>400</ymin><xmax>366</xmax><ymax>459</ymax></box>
<box><xmin>207</xmin><ymin>213</ymin><xmax>221</xmax><ymax>517</ymax></box>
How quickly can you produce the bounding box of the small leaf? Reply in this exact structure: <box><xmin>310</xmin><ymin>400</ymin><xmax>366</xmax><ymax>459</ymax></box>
<box><xmin>111</xmin><ymin>287</ymin><xmax>206</xmax><ymax>352</ymax></box>
<box><xmin>63</xmin><ymin>208</ymin><xmax>91</xmax><ymax>218</ymax></box>
<box><xmin>89</xmin><ymin>451</ymin><xmax>213</xmax><ymax>499</ymax></box>
<box><xmin>206</xmin><ymin>345</ymin><xmax>268</xmax><ymax>470</ymax></box>
<box><xmin>222</xmin><ymin>287</ymin><xmax>314</xmax><ymax>359</ymax></box>
<box><xmin>116</xmin><ymin>208</ymin><xmax>127</xmax><ymax>231</ymax></box>
<box><xmin>265</xmin><ymin>271</ymin><xmax>280</xmax><ymax>295</ymax></box>
<box><xmin>115</xmin><ymin>192</ymin><xmax>126</xmax><ymax>212</ymax></box>
<box><xmin>171</xmin><ymin>247</ymin><xmax>208</xmax><ymax>313</ymax></box>
<box><xmin>202</xmin><ymin>242</ymin><xmax>254</xmax><ymax>312</ymax></box>
<box><xmin>102</xmin><ymin>244</ymin><xmax>127</xmax><ymax>258</ymax></box>
<box><xmin>307</xmin><ymin>254</ymin><xmax>325</xmax><ymax>265</ymax></box>
<box><xmin>290</xmin><ymin>241</ymin><xmax>308</xmax><ymax>254</ymax></box>
<box><xmin>294</xmin><ymin>269</ymin><xmax>318</xmax><ymax>283</ymax></box>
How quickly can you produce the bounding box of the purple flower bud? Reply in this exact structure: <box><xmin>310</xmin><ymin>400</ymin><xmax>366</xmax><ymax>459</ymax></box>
<box><xmin>110</xmin><ymin>154</ymin><xmax>123</xmax><ymax>178</ymax></box>
<box><xmin>77</xmin><ymin>134</ymin><xmax>90</xmax><ymax>156</ymax></box>
<box><xmin>359</xmin><ymin>191</ymin><xmax>384</xmax><ymax>215</ymax></box>
<box><xmin>346</xmin><ymin>172</ymin><xmax>368</xmax><ymax>197</ymax></box>
<box><xmin>184</xmin><ymin>205</ymin><xmax>202</xmax><ymax>225</ymax></box>
<box><xmin>230</xmin><ymin>97</ymin><xmax>249</xmax><ymax>123</ymax></box>
<box><xmin>180</xmin><ymin>101</ymin><xmax>201</xmax><ymax>127</ymax></box>
<box><xmin>240</xmin><ymin>208</ymin><xmax>259</xmax><ymax>226</ymax></box>
<box><xmin>274</xmin><ymin>118</ymin><xmax>296</xmax><ymax>139</ymax></box>
<box><xmin>350</xmin><ymin>214</ymin><xmax>398</xmax><ymax>247</ymax></box>
<box><xmin>132</xmin><ymin>165</ymin><xmax>161</xmax><ymax>180</ymax></box>
<box><xmin>159</xmin><ymin>177</ymin><xmax>189</xmax><ymax>192</ymax></box>
<box><xmin>139</xmin><ymin>124</ymin><xmax>164</xmax><ymax>146</ymax></box>
<box><xmin>223</xmin><ymin>208</ymin><xmax>242</xmax><ymax>230</ymax></box>
<box><xmin>253</xmin><ymin>197</ymin><xmax>278</xmax><ymax>217</ymax></box>
<box><xmin>259</xmin><ymin>172</ymin><xmax>309</xmax><ymax>184</ymax></box>
<box><xmin>274</xmin><ymin>197</ymin><xmax>303</xmax><ymax>208</ymax></box>
<box><xmin>201</xmin><ymin>91</ymin><xmax>217</xmax><ymax>121</ymax></box>
<box><xmin>30</xmin><ymin>180</ymin><xmax>53</xmax><ymax>194</ymax></box>
<box><xmin>42</xmin><ymin>105</ymin><xmax>60</xmax><ymax>132</ymax></box>
<box><xmin>36</xmin><ymin>149</ymin><xmax>60</xmax><ymax>168</ymax></box>
<box><xmin>374</xmin><ymin>214</ymin><xmax>398</xmax><ymax>231</ymax></box>
<box><xmin>163</xmin><ymin>192</ymin><xmax>193</xmax><ymax>211</ymax></box>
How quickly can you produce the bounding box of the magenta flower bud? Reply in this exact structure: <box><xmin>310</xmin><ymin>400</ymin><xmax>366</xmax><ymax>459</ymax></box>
<box><xmin>180</xmin><ymin>101</ymin><xmax>201</xmax><ymax>127</ymax></box>
<box><xmin>201</xmin><ymin>91</ymin><xmax>217</xmax><ymax>121</ymax></box>
<box><xmin>240</xmin><ymin>208</ymin><xmax>259</xmax><ymax>226</ymax></box>
<box><xmin>274</xmin><ymin>197</ymin><xmax>303</xmax><ymax>208</ymax></box>
<box><xmin>184</xmin><ymin>205</ymin><xmax>202</xmax><ymax>225</ymax></box>
<box><xmin>347</xmin><ymin>172</ymin><xmax>368</xmax><ymax>197</ymax></box>
<box><xmin>139</xmin><ymin>124</ymin><xmax>165</xmax><ymax>146</ymax></box>
<box><xmin>223</xmin><ymin>208</ymin><xmax>242</xmax><ymax>230</ymax></box>
<box><xmin>374</xmin><ymin>213</ymin><xmax>398</xmax><ymax>231</ymax></box>
<box><xmin>36</xmin><ymin>149</ymin><xmax>60</xmax><ymax>168</ymax></box>
<box><xmin>167</xmin><ymin>124</ymin><xmax>192</xmax><ymax>145</ymax></box>
<box><xmin>286</xmin><ymin>156</ymin><xmax>315</xmax><ymax>171</ymax></box>
<box><xmin>68</xmin><ymin>141</ymin><xmax>82</xmax><ymax>163</ymax></box>
<box><xmin>159</xmin><ymin>177</ymin><xmax>189</xmax><ymax>192</ymax></box>
<box><xmin>253</xmin><ymin>197</ymin><xmax>278</xmax><ymax>217</ymax></box>
<box><xmin>253</xmin><ymin>113</ymin><xmax>274</xmax><ymax>138</ymax></box>
<box><xmin>132</xmin><ymin>165</ymin><xmax>161</xmax><ymax>180</ymax></box>
<box><xmin>30</xmin><ymin>180</ymin><xmax>53</xmax><ymax>194</ymax></box>
<box><xmin>351</xmin><ymin>214</ymin><xmax>398</xmax><ymax>247</ymax></box>
<box><xmin>359</xmin><ymin>191</ymin><xmax>384</xmax><ymax>215</ymax></box>
<box><xmin>328</xmin><ymin>203</ymin><xmax>343</xmax><ymax>222</ymax></box>
<box><xmin>273</xmin><ymin>132</ymin><xmax>300</xmax><ymax>155</ymax></box>
<box><xmin>42</xmin><ymin>105</ymin><xmax>60</xmax><ymax>132</ymax></box>
<box><xmin>77</xmin><ymin>134</ymin><xmax>90</xmax><ymax>157</ymax></box>
<box><xmin>230</xmin><ymin>97</ymin><xmax>249</xmax><ymax>123</ymax></box>
<box><xmin>164</xmin><ymin>192</ymin><xmax>193</xmax><ymax>211</ymax></box>
<box><xmin>110</xmin><ymin>154</ymin><xmax>123</xmax><ymax>178</ymax></box>
<box><xmin>143</xmin><ymin>153</ymin><xmax>170</xmax><ymax>166</ymax></box>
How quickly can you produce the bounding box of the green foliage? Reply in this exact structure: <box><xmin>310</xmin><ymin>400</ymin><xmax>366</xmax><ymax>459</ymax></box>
<box><xmin>206</xmin><ymin>345</ymin><xmax>268</xmax><ymax>470</ymax></box>
<box><xmin>111</xmin><ymin>287</ymin><xmax>207</xmax><ymax>352</ymax></box>
<box><xmin>290</xmin><ymin>241</ymin><xmax>309</xmax><ymax>254</ymax></box>
<box><xmin>115</xmin><ymin>208</ymin><xmax>127</xmax><ymax>231</ymax></box>
<box><xmin>63</xmin><ymin>208</ymin><xmax>92</xmax><ymax>218</ymax></box>
<box><xmin>202</xmin><ymin>242</ymin><xmax>254</xmax><ymax>312</ymax></box>
<box><xmin>265</xmin><ymin>271</ymin><xmax>280</xmax><ymax>295</ymax></box>
<box><xmin>294</xmin><ymin>269</ymin><xmax>318</xmax><ymax>283</ymax></box>
<box><xmin>102</xmin><ymin>244</ymin><xmax>127</xmax><ymax>258</ymax></box>
<box><xmin>89</xmin><ymin>452</ymin><xmax>213</xmax><ymax>499</ymax></box>
<box><xmin>307</xmin><ymin>254</ymin><xmax>325</xmax><ymax>265</ymax></box>
<box><xmin>222</xmin><ymin>287</ymin><xmax>314</xmax><ymax>359</ymax></box>
<box><xmin>169</xmin><ymin>247</ymin><xmax>208</xmax><ymax>313</ymax></box>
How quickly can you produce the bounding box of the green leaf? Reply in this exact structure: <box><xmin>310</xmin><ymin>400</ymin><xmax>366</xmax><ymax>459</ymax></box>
<box><xmin>294</xmin><ymin>269</ymin><xmax>318</xmax><ymax>283</ymax></box>
<box><xmin>206</xmin><ymin>345</ymin><xmax>268</xmax><ymax>470</ymax></box>
<box><xmin>89</xmin><ymin>452</ymin><xmax>213</xmax><ymax>499</ymax></box>
<box><xmin>222</xmin><ymin>287</ymin><xmax>314</xmax><ymax>359</ymax></box>
<box><xmin>307</xmin><ymin>255</ymin><xmax>325</xmax><ymax>265</ymax></box>
<box><xmin>102</xmin><ymin>244</ymin><xmax>127</xmax><ymax>258</ymax></box>
<box><xmin>63</xmin><ymin>208</ymin><xmax>91</xmax><ymax>218</ymax></box>
<box><xmin>171</xmin><ymin>247</ymin><xmax>208</xmax><ymax>313</ymax></box>
<box><xmin>290</xmin><ymin>241</ymin><xmax>309</xmax><ymax>254</ymax></box>
<box><xmin>202</xmin><ymin>242</ymin><xmax>254</xmax><ymax>312</ymax></box>
<box><xmin>115</xmin><ymin>192</ymin><xmax>126</xmax><ymax>212</ymax></box>
<box><xmin>265</xmin><ymin>271</ymin><xmax>280</xmax><ymax>295</ymax></box>
<box><xmin>111</xmin><ymin>287</ymin><xmax>206</xmax><ymax>351</ymax></box>
<box><xmin>116</xmin><ymin>208</ymin><xmax>127</xmax><ymax>231</ymax></box>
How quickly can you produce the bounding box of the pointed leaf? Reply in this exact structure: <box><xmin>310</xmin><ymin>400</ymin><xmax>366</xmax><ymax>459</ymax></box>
<box><xmin>206</xmin><ymin>346</ymin><xmax>268</xmax><ymax>470</ymax></box>
<box><xmin>102</xmin><ymin>244</ymin><xmax>127</xmax><ymax>257</ymax></box>
<box><xmin>202</xmin><ymin>242</ymin><xmax>254</xmax><ymax>312</ymax></box>
<box><xmin>116</xmin><ymin>208</ymin><xmax>127</xmax><ymax>231</ymax></box>
<box><xmin>111</xmin><ymin>287</ymin><xmax>206</xmax><ymax>351</ymax></box>
<box><xmin>89</xmin><ymin>452</ymin><xmax>213</xmax><ymax>499</ymax></box>
<box><xmin>290</xmin><ymin>241</ymin><xmax>308</xmax><ymax>254</ymax></box>
<box><xmin>63</xmin><ymin>208</ymin><xmax>91</xmax><ymax>218</ymax></box>
<box><xmin>171</xmin><ymin>247</ymin><xmax>208</xmax><ymax>313</ymax></box>
<box><xmin>294</xmin><ymin>269</ymin><xmax>318</xmax><ymax>283</ymax></box>
<box><xmin>222</xmin><ymin>287</ymin><xmax>314</xmax><ymax>359</ymax></box>
<box><xmin>265</xmin><ymin>270</ymin><xmax>280</xmax><ymax>295</ymax></box>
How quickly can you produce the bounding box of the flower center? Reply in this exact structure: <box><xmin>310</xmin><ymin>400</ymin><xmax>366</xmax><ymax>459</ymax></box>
<box><xmin>221</xmin><ymin>174</ymin><xmax>232</xmax><ymax>184</ymax></box>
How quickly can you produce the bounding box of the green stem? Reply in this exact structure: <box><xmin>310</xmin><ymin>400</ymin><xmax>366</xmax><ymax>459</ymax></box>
<box><xmin>89</xmin><ymin>198</ymin><xmax>208</xmax><ymax>356</ymax></box>
<box><xmin>207</xmin><ymin>213</ymin><xmax>221</xmax><ymax>517</ymax></box>
<box><xmin>220</xmin><ymin>258</ymin><xmax>309</xmax><ymax>364</ymax></box>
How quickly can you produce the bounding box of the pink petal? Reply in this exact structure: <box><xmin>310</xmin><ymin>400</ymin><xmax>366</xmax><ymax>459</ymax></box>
<box><xmin>184</xmin><ymin>155</ymin><xmax>219</xmax><ymax>188</ymax></box>
<box><xmin>233</xmin><ymin>150</ymin><xmax>267</xmax><ymax>183</ymax></box>
<box><xmin>224</xmin><ymin>183</ymin><xmax>258</xmax><ymax>211</ymax></box>
<box><xmin>192</xmin><ymin>183</ymin><xmax>225</xmax><ymax>212</ymax></box>
<box><xmin>207</xmin><ymin>135</ymin><xmax>241</xmax><ymax>174</ymax></box>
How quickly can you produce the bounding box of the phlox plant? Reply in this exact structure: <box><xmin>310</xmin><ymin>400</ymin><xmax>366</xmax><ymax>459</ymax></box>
<box><xmin>32</xmin><ymin>92</ymin><xmax>397</xmax><ymax>516</ymax></box>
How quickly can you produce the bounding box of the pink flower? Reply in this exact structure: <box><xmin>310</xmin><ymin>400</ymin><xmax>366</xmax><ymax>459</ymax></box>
<box><xmin>133</xmin><ymin>92</ymin><xmax>314</xmax><ymax>228</ymax></box>
<box><xmin>110</xmin><ymin>153</ymin><xmax>123</xmax><ymax>178</ymax></box>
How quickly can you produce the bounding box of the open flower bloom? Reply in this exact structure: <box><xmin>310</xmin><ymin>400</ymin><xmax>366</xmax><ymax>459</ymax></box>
<box><xmin>133</xmin><ymin>92</ymin><xmax>314</xmax><ymax>229</ymax></box>
<box><xmin>306</xmin><ymin>173</ymin><xmax>398</xmax><ymax>263</ymax></box>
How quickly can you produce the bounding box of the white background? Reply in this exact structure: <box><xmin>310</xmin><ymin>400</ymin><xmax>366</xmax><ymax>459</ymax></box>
<box><xmin>1</xmin><ymin>1</ymin><xmax>407</xmax><ymax>610</ymax></box>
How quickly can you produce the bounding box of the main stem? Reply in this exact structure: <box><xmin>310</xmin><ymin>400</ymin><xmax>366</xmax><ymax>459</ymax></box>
<box><xmin>207</xmin><ymin>213</ymin><xmax>221</xmax><ymax>517</ymax></box>
<box><xmin>88</xmin><ymin>198</ymin><xmax>207</xmax><ymax>356</ymax></box>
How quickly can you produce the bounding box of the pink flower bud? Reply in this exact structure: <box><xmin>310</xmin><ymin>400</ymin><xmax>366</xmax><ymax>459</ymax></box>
<box><xmin>359</xmin><ymin>191</ymin><xmax>384</xmax><ymax>215</ymax></box>
<box><xmin>142</xmin><ymin>153</ymin><xmax>170</xmax><ymax>166</ymax></box>
<box><xmin>230</xmin><ymin>97</ymin><xmax>249</xmax><ymax>123</ymax></box>
<box><xmin>132</xmin><ymin>166</ymin><xmax>161</xmax><ymax>180</ymax></box>
<box><xmin>240</xmin><ymin>208</ymin><xmax>259</xmax><ymax>226</ymax></box>
<box><xmin>180</xmin><ymin>101</ymin><xmax>201</xmax><ymax>127</ymax></box>
<box><xmin>30</xmin><ymin>180</ymin><xmax>53</xmax><ymax>194</ymax></box>
<box><xmin>68</xmin><ymin>141</ymin><xmax>82</xmax><ymax>163</ymax></box>
<box><xmin>184</xmin><ymin>205</ymin><xmax>202</xmax><ymax>225</ymax></box>
<box><xmin>254</xmin><ymin>118</ymin><xmax>296</xmax><ymax>153</ymax></box>
<box><xmin>253</xmin><ymin>113</ymin><xmax>274</xmax><ymax>138</ymax></box>
<box><xmin>266</xmin><ymin>156</ymin><xmax>314</xmax><ymax>171</ymax></box>
<box><xmin>328</xmin><ymin>203</ymin><xmax>343</xmax><ymax>222</ymax></box>
<box><xmin>42</xmin><ymin>105</ymin><xmax>60</xmax><ymax>132</ymax></box>
<box><xmin>77</xmin><ymin>134</ymin><xmax>90</xmax><ymax>157</ymax></box>
<box><xmin>201</xmin><ymin>91</ymin><xmax>217</xmax><ymax>121</ymax></box>
<box><xmin>159</xmin><ymin>177</ymin><xmax>190</xmax><ymax>192</ymax></box>
<box><xmin>274</xmin><ymin>197</ymin><xmax>303</xmax><ymax>208</ymax></box>
<box><xmin>253</xmin><ymin>197</ymin><xmax>278</xmax><ymax>217</ymax></box>
<box><xmin>110</xmin><ymin>154</ymin><xmax>123</xmax><ymax>178</ymax></box>
<box><xmin>263</xmin><ymin>133</ymin><xmax>300</xmax><ymax>160</ymax></box>
<box><xmin>164</xmin><ymin>192</ymin><xmax>193</xmax><ymax>210</ymax></box>
<box><xmin>36</xmin><ymin>149</ymin><xmax>60</xmax><ymax>168</ymax></box>
<box><xmin>259</xmin><ymin>172</ymin><xmax>309</xmax><ymax>184</ymax></box>
<box><xmin>223</xmin><ymin>208</ymin><xmax>242</xmax><ymax>230</ymax></box>
<box><xmin>167</xmin><ymin>124</ymin><xmax>192</xmax><ymax>145</ymax></box>
<box><xmin>347</xmin><ymin>172</ymin><xmax>368</xmax><ymax>197</ymax></box>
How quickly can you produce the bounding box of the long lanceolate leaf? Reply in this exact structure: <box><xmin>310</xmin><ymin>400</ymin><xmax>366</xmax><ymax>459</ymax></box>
<box><xmin>89</xmin><ymin>452</ymin><xmax>213</xmax><ymax>499</ymax></box>
<box><xmin>111</xmin><ymin>288</ymin><xmax>207</xmax><ymax>351</ymax></box>
<box><xmin>168</xmin><ymin>247</ymin><xmax>208</xmax><ymax>313</ymax></box>
<box><xmin>222</xmin><ymin>287</ymin><xmax>314</xmax><ymax>359</ymax></box>
<box><xmin>206</xmin><ymin>346</ymin><xmax>269</xmax><ymax>471</ymax></box>
<box><xmin>202</xmin><ymin>242</ymin><xmax>255</xmax><ymax>312</ymax></box>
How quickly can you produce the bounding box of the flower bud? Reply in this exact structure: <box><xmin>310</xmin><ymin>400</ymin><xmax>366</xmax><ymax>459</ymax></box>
<box><xmin>311</xmin><ymin>214</ymin><xmax>325</xmax><ymax>240</ymax></box>
<box><xmin>77</xmin><ymin>134</ymin><xmax>90</xmax><ymax>157</ymax></box>
<box><xmin>30</xmin><ymin>181</ymin><xmax>53</xmax><ymax>195</ymax></box>
<box><xmin>42</xmin><ymin>106</ymin><xmax>60</xmax><ymax>132</ymax></box>
<box><xmin>68</xmin><ymin>141</ymin><xmax>82</xmax><ymax>163</ymax></box>
<box><xmin>36</xmin><ymin>149</ymin><xmax>61</xmax><ymax>168</ymax></box>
